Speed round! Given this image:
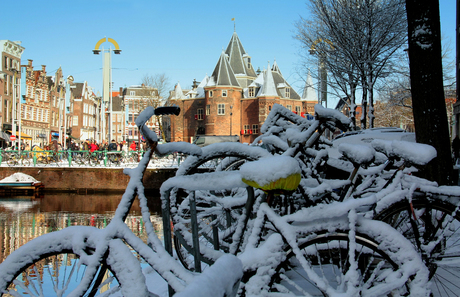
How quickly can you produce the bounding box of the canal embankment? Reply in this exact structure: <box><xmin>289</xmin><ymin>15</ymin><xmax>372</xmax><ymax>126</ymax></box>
<box><xmin>0</xmin><ymin>167</ymin><xmax>177</xmax><ymax>193</ymax></box>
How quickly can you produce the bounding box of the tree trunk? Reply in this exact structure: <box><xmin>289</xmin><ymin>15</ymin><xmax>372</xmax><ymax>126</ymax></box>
<box><xmin>361</xmin><ymin>73</ymin><xmax>368</xmax><ymax>130</ymax></box>
<box><xmin>406</xmin><ymin>0</ymin><xmax>455</xmax><ymax>185</ymax></box>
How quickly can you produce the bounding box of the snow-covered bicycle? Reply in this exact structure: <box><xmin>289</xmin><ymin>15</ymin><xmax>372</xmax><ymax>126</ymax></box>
<box><xmin>161</xmin><ymin>151</ymin><xmax>431</xmax><ymax>296</ymax></box>
<box><xmin>0</xmin><ymin>106</ymin><xmax>243</xmax><ymax>297</ymax></box>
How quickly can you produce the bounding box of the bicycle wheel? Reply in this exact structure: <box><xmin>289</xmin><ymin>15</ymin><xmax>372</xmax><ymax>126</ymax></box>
<box><xmin>172</xmin><ymin>144</ymin><xmax>269</xmax><ymax>270</ymax></box>
<box><xmin>0</xmin><ymin>229</ymin><xmax>146</xmax><ymax>297</ymax></box>
<box><xmin>267</xmin><ymin>217</ymin><xmax>430</xmax><ymax>297</ymax></box>
<box><xmin>173</xmin><ymin>188</ymin><xmax>249</xmax><ymax>270</ymax></box>
<box><xmin>7</xmin><ymin>156</ymin><xmax>17</xmax><ymax>167</ymax></box>
<box><xmin>21</xmin><ymin>157</ymin><xmax>30</xmax><ymax>166</ymax></box>
<box><xmin>374</xmin><ymin>194</ymin><xmax>460</xmax><ymax>296</ymax></box>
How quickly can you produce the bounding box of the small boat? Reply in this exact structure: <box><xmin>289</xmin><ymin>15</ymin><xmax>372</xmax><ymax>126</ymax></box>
<box><xmin>0</xmin><ymin>173</ymin><xmax>44</xmax><ymax>198</ymax></box>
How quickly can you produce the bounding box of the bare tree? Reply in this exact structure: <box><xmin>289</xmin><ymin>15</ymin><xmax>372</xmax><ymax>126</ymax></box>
<box><xmin>139</xmin><ymin>73</ymin><xmax>171</xmax><ymax>141</ymax></box>
<box><xmin>295</xmin><ymin>0</ymin><xmax>407</xmax><ymax>129</ymax></box>
<box><xmin>405</xmin><ymin>0</ymin><xmax>454</xmax><ymax>185</ymax></box>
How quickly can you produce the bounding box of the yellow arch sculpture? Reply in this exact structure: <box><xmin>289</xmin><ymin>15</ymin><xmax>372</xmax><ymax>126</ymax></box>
<box><xmin>310</xmin><ymin>38</ymin><xmax>334</xmax><ymax>52</ymax></box>
<box><xmin>93</xmin><ymin>38</ymin><xmax>121</xmax><ymax>54</ymax></box>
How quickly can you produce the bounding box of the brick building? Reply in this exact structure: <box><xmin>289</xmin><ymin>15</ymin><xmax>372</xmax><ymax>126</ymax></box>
<box><xmin>123</xmin><ymin>85</ymin><xmax>160</xmax><ymax>143</ymax></box>
<box><xmin>0</xmin><ymin>40</ymin><xmax>25</xmax><ymax>147</ymax></box>
<box><xmin>21</xmin><ymin>60</ymin><xmax>50</xmax><ymax>146</ymax></box>
<box><xmin>168</xmin><ymin>31</ymin><xmax>316</xmax><ymax>144</ymax></box>
<box><xmin>70</xmin><ymin>81</ymin><xmax>99</xmax><ymax>142</ymax></box>
<box><xmin>110</xmin><ymin>88</ymin><xmax>125</xmax><ymax>142</ymax></box>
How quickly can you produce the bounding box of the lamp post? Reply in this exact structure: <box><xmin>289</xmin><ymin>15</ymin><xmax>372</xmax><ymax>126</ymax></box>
<box><xmin>93</xmin><ymin>37</ymin><xmax>121</xmax><ymax>143</ymax></box>
<box><xmin>10</xmin><ymin>67</ymin><xmax>21</xmax><ymax>153</ymax></box>
<box><xmin>309</xmin><ymin>39</ymin><xmax>334</xmax><ymax>108</ymax></box>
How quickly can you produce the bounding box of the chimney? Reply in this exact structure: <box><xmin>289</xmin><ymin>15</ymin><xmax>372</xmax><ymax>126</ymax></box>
<box><xmin>28</xmin><ymin>59</ymin><xmax>33</xmax><ymax>67</ymax></box>
<box><xmin>119</xmin><ymin>87</ymin><xmax>123</xmax><ymax>94</ymax></box>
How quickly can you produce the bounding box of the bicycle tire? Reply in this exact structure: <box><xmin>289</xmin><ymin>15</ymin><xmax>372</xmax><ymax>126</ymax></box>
<box><xmin>172</xmin><ymin>145</ymin><xmax>270</xmax><ymax>270</ymax></box>
<box><xmin>374</xmin><ymin>194</ymin><xmax>460</xmax><ymax>296</ymax></box>
<box><xmin>7</xmin><ymin>156</ymin><xmax>17</xmax><ymax>167</ymax></box>
<box><xmin>21</xmin><ymin>157</ymin><xmax>30</xmax><ymax>167</ymax></box>
<box><xmin>0</xmin><ymin>228</ymin><xmax>146</xmax><ymax>297</ymax></box>
<box><xmin>267</xmin><ymin>219</ymin><xmax>430</xmax><ymax>296</ymax></box>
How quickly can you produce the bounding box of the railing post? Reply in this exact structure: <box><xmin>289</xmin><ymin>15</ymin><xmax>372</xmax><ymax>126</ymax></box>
<box><xmin>0</xmin><ymin>148</ymin><xmax>3</xmax><ymax>164</ymax></box>
<box><xmin>68</xmin><ymin>149</ymin><xmax>72</xmax><ymax>167</ymax></box>
<box><xmin>33</xmin><ymin>151</ymin><xmax>37</xmax><ymax>167</ymax></box>
<box><xmin>104</xmin><ymin>150</ymin><xmax>107</xmax><ymax>167</ymax></box>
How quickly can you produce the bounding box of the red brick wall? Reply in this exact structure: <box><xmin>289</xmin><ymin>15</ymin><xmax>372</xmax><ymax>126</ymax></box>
<box><xmin>170</xmin><ymin>90</ymin><xmax>317</xmax><ymax>144</ymax></box>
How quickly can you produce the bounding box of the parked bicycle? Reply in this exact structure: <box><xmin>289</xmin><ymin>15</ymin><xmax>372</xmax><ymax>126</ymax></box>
<box><xmin>161</xmin><ymin>153</ymin><xmax>430</xmax><ymax>295</ymax></box>
<box><xmin>0</xmin><ymin>106</ymin><xmax>244</xmax><ymax>297</ymax></box>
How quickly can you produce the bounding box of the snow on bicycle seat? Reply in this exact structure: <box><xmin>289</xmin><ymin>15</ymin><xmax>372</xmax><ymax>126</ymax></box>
<box><xmin>314</xmin><ymin>104</ymin><xmax>350</xmax><ymax>130</ymax></box>
<box><xmin>240</xmin><ymin>156</ymin><xmax>301</xmax><ymax>192</ymax></box>
<box><xmin>391</xmin><ymin>140</ymin><xmax>437</xmax><ymax>166</ymax></box>
<box><xmin>372</xmin><ymin>139</ymin><xmax>436</xmax><ymax>166</ymax></box>
<box><xmin>338</xmin><ymin>143</ymin><xmax>375</xmax><ymax>166</ymax></box>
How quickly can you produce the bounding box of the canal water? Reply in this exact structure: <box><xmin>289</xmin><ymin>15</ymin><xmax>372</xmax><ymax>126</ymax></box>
<box><xmin>0</xmin><ymin>192</ymin><xmax>164</xmax><ymax>264</ymax></box>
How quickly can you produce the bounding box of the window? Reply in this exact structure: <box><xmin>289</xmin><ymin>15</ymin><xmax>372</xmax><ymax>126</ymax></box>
<box><xmin>249</xmin><ymin>87</ymin><xmax>255</xmax><ymax>97</ymax></box>
<box><xmin>73</xmin><ymin>116</ymin><xmax>78</xmax><ymax>126</ymax></box>
<box><xmin>268</xmin><ymin>105</ymin><xmax>272</xmax><ymax>111</ymax></box>
<box><xmin>252</xmin><ymin>124</ymin><xmax>259</xmax><ymax>134</ymax></box>
<box><xmin>222</xmin><ymin>90</ymin><xmax>227</xmax><ymax>97</ymax></box>
<box><xmin>217</xmin><ymin>104</ymin><xmax>225</xmax><ymax>115</ymax></box>
<box><xmin>286</xmin><ymin>105</ymin><xmax>292</xmax><ymax>111</ymax></box>
<box><xmin>130</xmin><ymin>91</ymin><xmax>135</xmax><ymax>96</ymax></box>
<box><xmin>209</xmin><ymin>91</ymin><xmax>213</xmax><ymax>97</ymax></box>
<box><xmin>197</xmin><ymin>108</ymin><xmax>204</xmax><ymax>120</ymax></box>
<box><xmin>285</xmin><ymin>88</ymin><xmax>290</xmax><ymax>98</ymax></box>
<box><xmin>206</xmin><ymin>105</ymin><xmax>210</xmax><ymax>115</ymax></box>
<box><xmin>295</xmin><ymin>106</ymin><xmax>301</xmax><ymax>114</ymax></box>
<box><xmin>243</xmin><ymin>125</ymin><xmax>250</xmax><ymax>134</ymax></box>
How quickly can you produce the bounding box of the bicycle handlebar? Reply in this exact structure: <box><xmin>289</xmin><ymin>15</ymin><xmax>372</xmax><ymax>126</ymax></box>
<box><xmin>135</xmin><ymin>106</ymin><xmax>181</xmax><ymax>144</ymax></box>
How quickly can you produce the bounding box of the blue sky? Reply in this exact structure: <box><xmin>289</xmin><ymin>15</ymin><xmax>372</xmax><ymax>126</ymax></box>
<box><xmin>2</xmin><ymin>0</ymin><xmax>457</xmax><ymax>98</ymax></box>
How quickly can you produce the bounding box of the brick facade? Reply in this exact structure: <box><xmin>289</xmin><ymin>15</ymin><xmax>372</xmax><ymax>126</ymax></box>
<box><xmin>168</xmin><ymin>31</ymin><xmax>316</xmax><ymax>144</ymax></box>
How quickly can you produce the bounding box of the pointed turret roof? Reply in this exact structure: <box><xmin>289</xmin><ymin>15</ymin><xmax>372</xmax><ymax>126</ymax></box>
<box><xmin>258</xmin><ymin>63</ymin><xmax>278</xmax><ymax>97</ymax></box>
<box><xmin>207</xmin><ymin>50</ymin><xmax>240</xmax><ymax>87</ymax></box>
<box><xmin>271</xmin><ymin>60</ymin><xmax>282</xmax><ymax>75</ymax></box>
<box><xmin>302</xmin><ymin>70</ymin><xmax>318</xmax><ymax>102</ymax></box>
<box><xmin>174</xmin><ymin>82</ymin><xmax>186</xmax><ymax>99</ymax></box>
<box><xmin>225</xmin><ymin>32</ymin><xmax>257</xmax><ymax>77</ymax></box>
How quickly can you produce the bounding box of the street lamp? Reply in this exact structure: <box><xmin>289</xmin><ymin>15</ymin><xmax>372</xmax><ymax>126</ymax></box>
<box><xmin>309</xmin><ymin>39</ymin><xmax>334</xmax><ymax>108</ymax></box>
<box><xmin>93</xmin><ymin>37</ymin><xmax>121</xmax><ymax>142</ymax></box>
<box><xmin>10</xmin><ymin>67</ymin><xmax>21</xmax><ymax>153</ymax></box>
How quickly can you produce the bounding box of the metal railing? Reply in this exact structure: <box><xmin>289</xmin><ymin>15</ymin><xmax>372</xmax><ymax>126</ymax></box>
<box><xmin>0</xmin><ymin>149</ymin><xmax>185</xmax><ymax>168</ymax></box>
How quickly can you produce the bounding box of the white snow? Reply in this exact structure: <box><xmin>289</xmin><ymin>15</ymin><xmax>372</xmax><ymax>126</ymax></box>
<box><xmin>0</xmin><ymin>172</ymin><xmax>38</xmax><ymax>183</ymax></box>
<box><xmin>0</xmin><ymin>103</ymin><xmax>446</xmax><ymax>297</ymax></box>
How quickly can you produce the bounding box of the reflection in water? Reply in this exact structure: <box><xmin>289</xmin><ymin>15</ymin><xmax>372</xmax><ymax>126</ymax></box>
<box><xmin>0</xmin><ymin>193</ymin><xmax>164</xmax><ymax>263</ymax></box>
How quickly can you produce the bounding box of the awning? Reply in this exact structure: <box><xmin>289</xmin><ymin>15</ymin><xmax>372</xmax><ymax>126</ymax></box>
<box><xmin>7</xmin><ymin>131</ymin><xmax>33</xmax><ymax>140</ymax></box>
<box><xmin>0</xmin><ymin>132</ymin><xmax>11</xmax><ymax>142</ymax></box>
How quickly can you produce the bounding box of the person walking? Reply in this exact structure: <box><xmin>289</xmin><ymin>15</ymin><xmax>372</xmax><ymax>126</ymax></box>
<box><xmin>130</xmin><ymin>141</ymin><xmax>136</xmax><ymax>151</ymax></box>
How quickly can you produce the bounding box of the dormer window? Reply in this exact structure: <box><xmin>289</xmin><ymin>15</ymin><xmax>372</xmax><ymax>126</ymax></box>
<box><xmin>285</xmin><ymin>88</ymin><xmax>290</xmax><ymax>98</ymax></box>
<box><xmin>249</xmin><ymin>87</ymin><xmax>255</xmax><ymax>97</ymax></box>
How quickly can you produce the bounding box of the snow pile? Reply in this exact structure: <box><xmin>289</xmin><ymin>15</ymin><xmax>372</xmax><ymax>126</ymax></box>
<box><xmin>0</xmin><ymin>172</ymin><xmax>38</xmax><ymax>183</ymax></box>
